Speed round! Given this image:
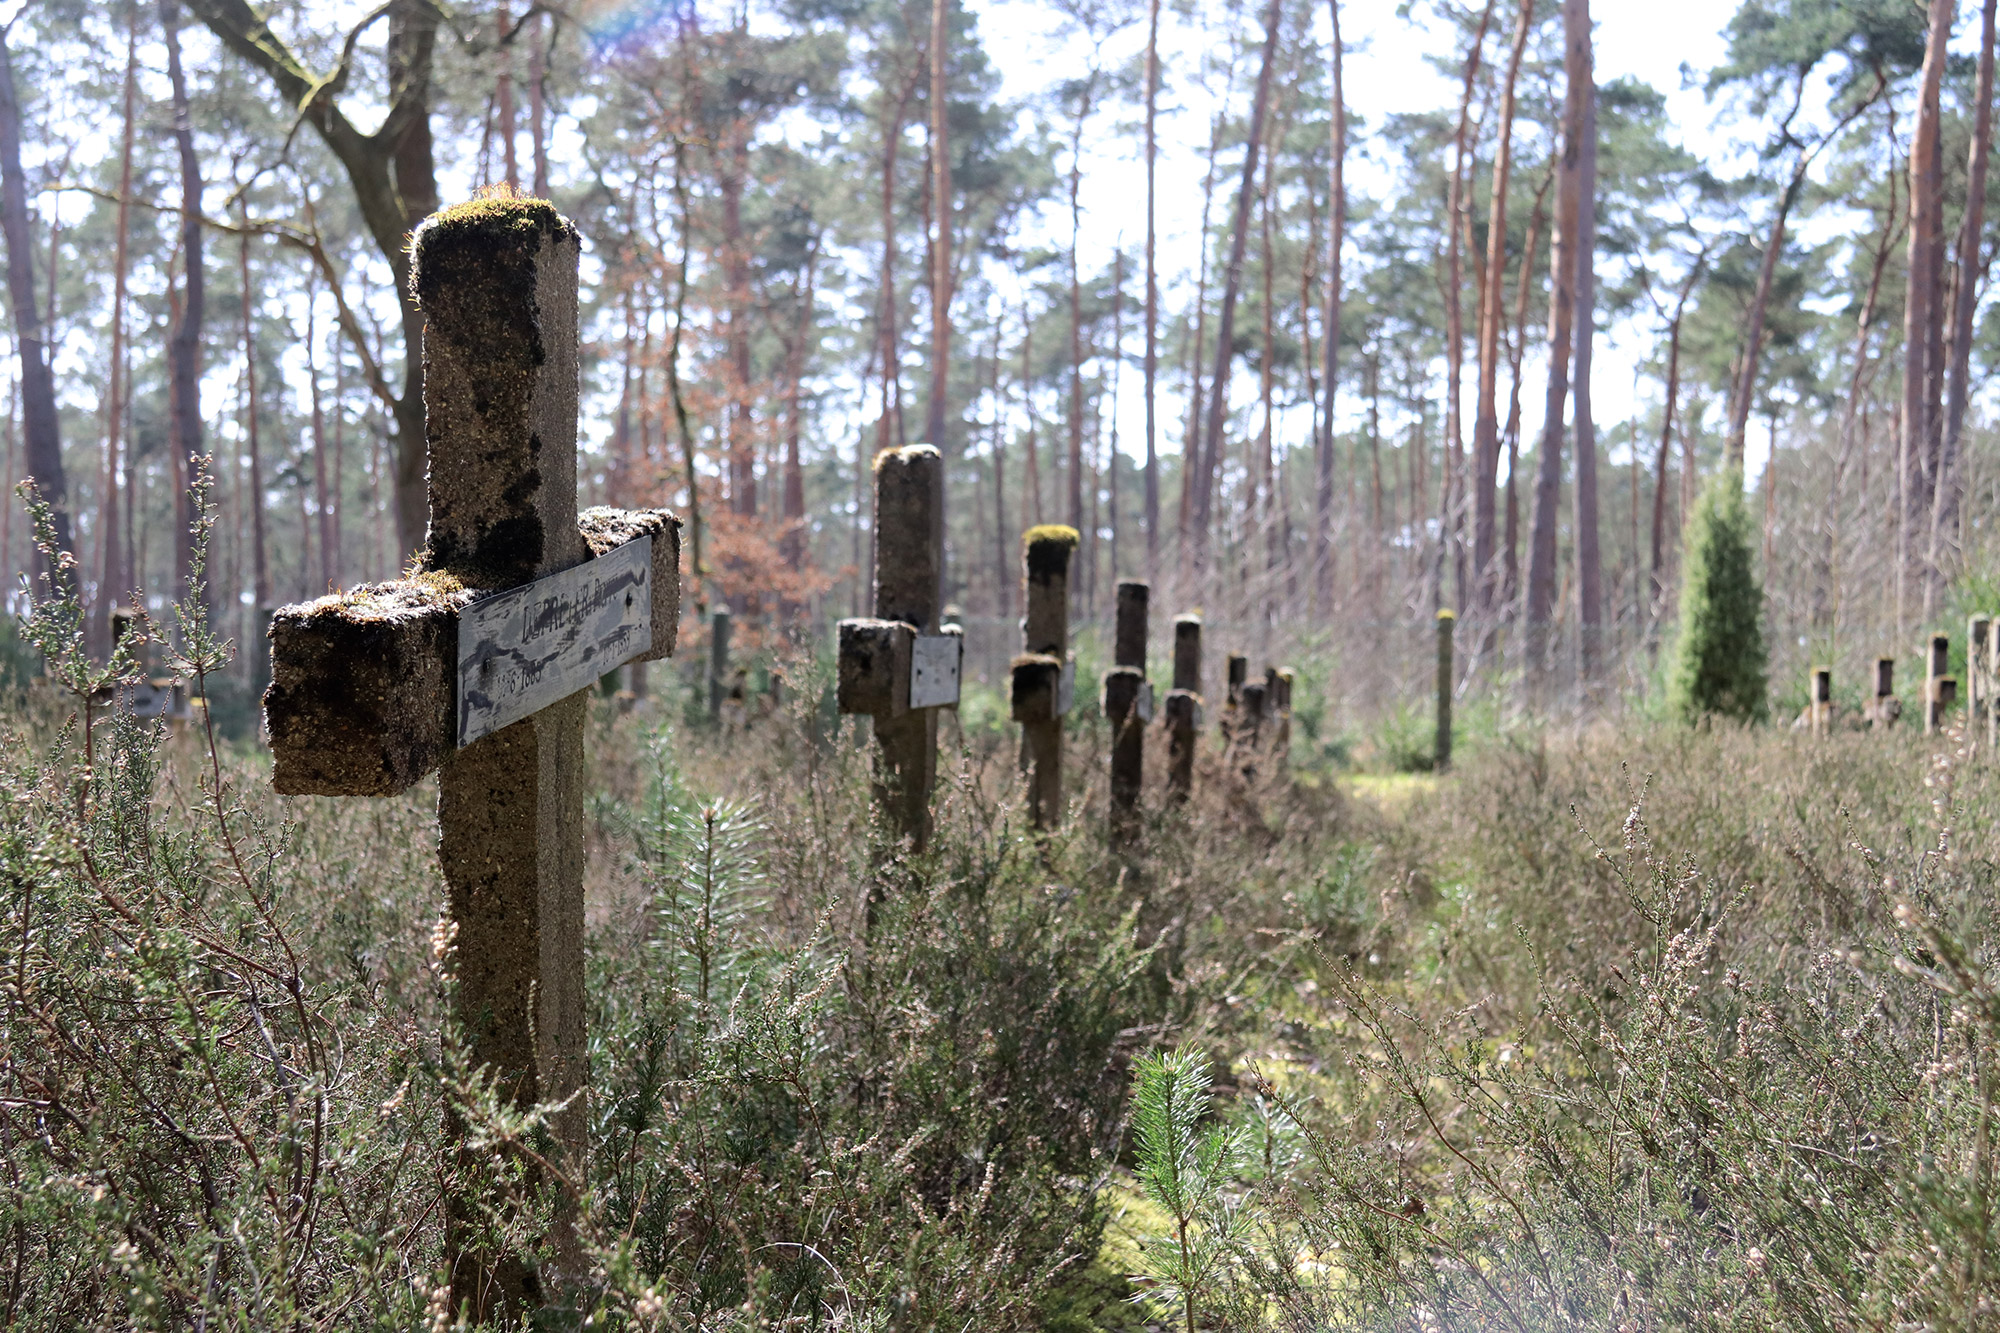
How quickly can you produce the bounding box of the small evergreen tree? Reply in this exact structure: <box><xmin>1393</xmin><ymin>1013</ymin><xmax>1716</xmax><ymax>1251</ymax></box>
<box><xmin>1667</xmin><ymin>469</ymin><xmax>1767</xmax><ymax>723</ymax></box>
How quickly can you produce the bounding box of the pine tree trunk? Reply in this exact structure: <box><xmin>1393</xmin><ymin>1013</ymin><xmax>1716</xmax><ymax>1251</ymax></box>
<box><xmin>1934</xmin><ymin>0</ymin><xmax>1994</xmax><ymax>580</ymax></box>
<box><xmin>98</xmin><ymin>4</ymin><xmax>139</xmax><ymax>649</ymax></box>
<box><xmin>240</xmin><ymin>205</ymin><xmax>268</xmax><ymax>620</ymax></box>
<box><xmin>162</xmin><ymin>0</ymin><xmax>206</xmax><ymax>611</ymax></box>
<box><xmin>928</xmin><ymin>0</ymin><xmax>953</xmax><ymax>462</ymax></box>
<box><xmin>1471</xmin><ymin>0</ymin><xmax>1533</xmax><ymax>611</ymax></box>
<box><xmin>497</xmin><ymin>6</ymin><xmax>517</xmax><ymax>188</ymax></box>
<box><xmin>0</xmin><ymin>26</ymin><xmax>70</xmax><ymax>570</ymax></box>
<box><xmin>1195</xmin><ymin>0</ymin><xmax>1284</xmax><ymax>570</ymax></box>
<box><xmin>1315</xmin><ymin>0</ymin><xmax>1345</xmax><ymax>613</ymax></box>
<box><xmin>1525</xmin><ymin>3</ymin><xmax>1587</xmax><ymax>682</ymax></box>
<box><xmin>1903</xmin><ymin>0</ymin><xmax>1954</xmax><ymax>620</ymax></box>
<box><xmin>1570</xmin><ymin>8</ymin><xmax>1602</xmax><ymax>685</ymax></box>
<box><xmin>1143</xmin><ymin>0</ymin><xmax>1162</xmax><ymax>576</ymax></box>
<box><xmin>529</xmin><ymin>10</ymin><xmax>549</xmax><ymax>198</ymax></box>
<box><xmin>1444</xmin><ymin>1</ymin><xmax>1494</xmax><ymax>616</ymax></box>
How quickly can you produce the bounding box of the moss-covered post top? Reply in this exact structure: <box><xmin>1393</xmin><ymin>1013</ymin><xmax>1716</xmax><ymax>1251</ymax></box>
<box><xmin>1021</xmin><ymin>525</ymin><xmax>1077</xmax><ymax>658</ymax></box>
<box><xmin>412</xmin><ymin>195</ymin><xmax>583</xmax><ymax>588</ymax></box>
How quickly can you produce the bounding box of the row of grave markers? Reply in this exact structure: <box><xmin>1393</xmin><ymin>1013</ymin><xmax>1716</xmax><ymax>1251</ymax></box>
<box><xmin>256</xmin><ymin>195</ymin><xmax>1983</xmax><ymax>1325</ymax></box>
<box><xmin>832</xmin><ymin>453</ymin><xmax>1299</xmax><ymax>850</ymax></box>
<box><xmin>1802</xmin><ymin>616</ymin><xmax>2000</xmax><ymax>740</ymax></box>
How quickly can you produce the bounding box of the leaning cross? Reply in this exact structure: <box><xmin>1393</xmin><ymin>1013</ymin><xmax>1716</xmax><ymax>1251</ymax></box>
<box><xmin>261</xmin><ymin>199</ymin><xmax>679</xmax><ymax>1322</ymax></box>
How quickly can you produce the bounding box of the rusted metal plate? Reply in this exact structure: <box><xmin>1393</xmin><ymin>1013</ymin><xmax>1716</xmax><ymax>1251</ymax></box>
<box><xmin>457</xmin><ymin>536</ymin><xmax>651</xmax><ymax>746</ymax></box>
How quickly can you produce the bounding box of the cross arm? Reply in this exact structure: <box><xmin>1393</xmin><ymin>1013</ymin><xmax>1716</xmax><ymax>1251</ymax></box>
<box><xmin>265</xmin><ymin>508</ymin><xmax>681</xmax><ymax>797</ymax></box>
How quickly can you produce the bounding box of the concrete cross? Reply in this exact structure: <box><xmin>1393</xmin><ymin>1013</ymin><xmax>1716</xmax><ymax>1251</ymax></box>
<box><xmin>1163</xmin><ymin>613</ymin><xmax>1203</xmax><ymax>802</ymax></box>
<box><xmin>1100</xmin><ymin>579</ymin><xmax>1150</xmax><ymax>843</ymax></box>
<box><xmin>1011</xmin><ymin>525</ymin><xmax>1078</xmax><ymax>829</ymax></box>
<box><xmin>836</xmin><ymin>444</ymin><xmax>960</xmax><ymax>849</ymax></box>
<box><xmin>260</xmin><ymin>198</ymin><xmax>680</xmax><ymax>1322</ymax></box>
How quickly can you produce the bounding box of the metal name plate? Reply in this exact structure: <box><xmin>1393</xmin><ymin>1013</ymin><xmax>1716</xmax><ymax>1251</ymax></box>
<box><xmin>1137</xmin><ymin>680</ymin><xmax>1155</xmax><ymax>723</ymax></box>
<box><xmin>457</xmin><ymin>536</ymin><xmax>652</xmax><ymax>746</ymax></box>
<box><xmin>1057</xmin><ymin>658</ymin><xmax>1076</xmax><ymax>716</ymax></box>
<box><xmin>910</xmin><ymin>633</ymin><xmax>962</xmax><ymax>709</ymax></box>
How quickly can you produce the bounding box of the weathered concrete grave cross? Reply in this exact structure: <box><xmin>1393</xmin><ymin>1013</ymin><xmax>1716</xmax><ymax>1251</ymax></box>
<box><xmin>260</xmin><ymin>198</ymin><xmax>680</xmax><ymax>1320</ymax></box>
<box><xmin>836</xmin><ymin>444</ymin><xmax>961</xmax><ymax>850</ymax></box>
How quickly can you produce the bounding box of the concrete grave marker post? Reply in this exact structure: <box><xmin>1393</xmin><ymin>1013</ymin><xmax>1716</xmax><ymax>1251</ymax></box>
<box><xmin>1972</xmin><ymin>615</ymin><xmax>1992</xmax><ymax>750</ymax></box>
<box><xmin>1873</xmin><ymin>656</ymin><xmax>1900</xmax><ymax>728</ymax></box>
<box><xmin>260</xmin><ymin>199</ymin><xmax>680</xmax><ymax>1323</ymax></box>
<box><xmin>1163</xmin><ymin>614</ymin><xmax>1202</xmax><ymax>803</ymax></box>
<box><xmin>1435</xmin><ymin>609</ymin><xmax>1455</xmax><ymax>773</ymax></box>
<box><xmin>1271</xmin><ymin>668</ymin><xmax>1294</xmax><ymax>764</ymax></box>
<box><xmin>709</xmin><ymin>607</ymin><xmax>732</xmax><ymax>723</ymax></box>
<box><xmin>1101</xmin><ymin>579</ymin><xmax>1150</xmax><ymax>843</ymax></box>
<box><xmin>1927</xmin><ymin>633</ymin><xmax>1951</xmax><ymax>735</ymax></box>
<box><xmin>1012</xmin><ymin>526</ymin><xmax>1078</xmax><ymax>830</ymax></box>
<box><xmin>836</xmin><ymin>445</ymin><xmax>956</xmax><ymax>849</ymax></box>
<box><xmin>1810</xmin><ymin>666</ymin><xmax>1832</xmax><ymax>736</ymax></box>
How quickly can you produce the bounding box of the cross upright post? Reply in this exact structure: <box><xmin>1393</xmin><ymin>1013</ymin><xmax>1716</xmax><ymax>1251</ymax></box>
<box><xmin>835</xmin><ymin>445</ymin><xmax>957</xmax><ymax>849</ymax></box>
<box><xmin>1101</xmin><ymin>579</ymin><xmax>1150</xmax><ymax>843</ymax></box>
<box><xmin>1971</xmin><ymin>615</ymin><xmax>1991</xmax><ymax>751</ymax></box>
<box><xmin>261</xmin><ymin>198</ymin><xmax>680</xmax><ymax>1324</ymax></box>
<box><xmin>1163</xmin><ymin>613</ymin><xmax>1202</xmax><ymax>803</ymax></box>
<box><xmin>1873</xmin><ymin>656</ymin><xmax>1899</xmax><ymax>728</ymax></box>
<box><xmin>1435</xmin><ymin>609</ymin><xmax>1455</xmax><ymax>772</ymax></box>
<box><xmin>1810</xmin><ymin>666</ymin><xmax>1832</xmax><ymax>736</ymax></box>
<box><xmin>1012</xmin><ymin>525</ymin><xmax>1078</xmax><ymax>829</ymax></box>
<box><xmin>1927</xmin><ymin>633</ymin><xmax>1951</xmax><ymax>735</ymax></box>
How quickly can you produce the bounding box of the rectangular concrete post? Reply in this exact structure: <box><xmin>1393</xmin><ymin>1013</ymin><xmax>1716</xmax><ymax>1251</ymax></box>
<box><xmin>1272</xmin><ymin>668</ymin><xmax>1294</xmax><ymax>763</ymax></box>
<box><xmin>1934</xmin><ymin>676</ymin><xmax>1959</xmax><ymax>732</ymax></box>
<box><xmin>708</xmin><ymin>607</ymin><xmax>732</xmax><ymax>722</ymax></box>
<box><xmin>1874</xmin><ymin>656</ymin><xmax>1899</xmax><ymax>728</ymax></box>
<box><xmin>1972</xmin><ymin>615</ymin><xmax>1991</xmax><ymax>750</ymax></box>
<box><xmin>1990</xmin><ymin>624</ymin><xmax>1999</xmax><ymax>752</ymax></box>
<box><xmin>1811</xmin><ymin>666</ymin><xmax>1831</xmax><ymax>737</ymax></box>
<box><xmin>1104</xmin><ymin>579</ymin><xmax>1149</xmax><ymax>842</ymax></box>
<box><xmin>1013</xmin><ymin>526</ymin><xmax>1077</xmax><ymax>829</ymax></box>
<box><xmin>872</xmin><ymin>445</ymin><xmax>944</xmax><ymax>847</ymax></box>
<box><xmin>1435</xmin><ymin>609</ymin><xmax>1455</xmax><ymax>773</ymax></box>
<box><xmin>413</xmin><ymin>200</ymin><xmax>588</xmax><ymax>1319</ymax></box>
<box><xmin>1165</xmin><ymin>613</ymin><xmax>1201</xmax><ymax>803</ymax></box>
<box><xmin>1927</xmin><ymin>633</ymin><xmax>1950</xmax><ymax>735</ymax></box>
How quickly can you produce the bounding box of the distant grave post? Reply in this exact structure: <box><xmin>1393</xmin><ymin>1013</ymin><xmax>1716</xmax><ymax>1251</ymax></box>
<box><xmin>261</xmin><ymin>199</ymin><xmax>681</xmax><ymax>1323</ymax></box>
<box><xmin>836</xmin><ymin>445</ymin><xmax>958</xmax><ymax>850</ymax></box>
<box><xmin>1971</xmin><ymin>615</ymin><xmax>1992</xmax><ymax>749</ymax></box>
<box><xmin>1927</xmin><ymin>633</ymin><xmax>1951</xmax><ymax>735</ymax></box>
<box><xmin>709</xmin><ymin>607</ymin><xmax>732</xmax><ymax>722</ymax></box>
<box><xmin>1435</xmin><ymin>609</ymin><xmax>1455</xmax><ymax>773</ymax></box>
<box><xmin>1810</xmin><ymin>666</ymin><xmax>1832</xmax><ymax>737</ymax></box>
<box><xmin>1164</xmin><ymin>614</ymin><xmax>1202</xmax><ymax>803</ymax></box>
<box><xmin>1272</xmin><ymin>667</ymin><xmax>1294</xmax><ymax>763</ymax></box>
<box><xmin>1012</xmin><ymin>526</ymin><xmax>1078</xmax><ymax>829</ymax></box>
<box><xmin>1873</xmin><ymin>656</ymin><xmax>1900</xmax><ymax>728</ymax></box>
<box><xmin>1101</xmin><ymin>579</ymin><xmax>1151</xmax><ymax>843</ymax></box>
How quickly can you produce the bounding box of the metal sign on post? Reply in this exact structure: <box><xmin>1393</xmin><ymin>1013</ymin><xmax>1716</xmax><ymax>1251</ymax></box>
<box><xmin>1137</xmin><ymin>680</ymin><xmax>1155</xmax><ymax>723</ymax></box>
<box><xmin>456</xmin><ymin>536</ymin><xmax>653</xmax><ymax>745</ymax></box>
<box><xmin>909</xmin><ymin>632</ymin><xmax>963</xmax><ymax>709</ymax></box>
<box><xmin>1057</xmin><ymin>658</ymin><xmax>1076</xmax><ymax>716</ymax></box>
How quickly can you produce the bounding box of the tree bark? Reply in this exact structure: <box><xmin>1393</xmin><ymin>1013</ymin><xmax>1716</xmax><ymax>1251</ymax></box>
<box><xmin>1066</xmin><ymin>73</ymin><xmax>1097</xmax><ymax>541</ymax></box>
<box><xmin>1525</xmin><ymin>1</ymin><xmax>1587</xmax><ymax>681</ymax></box>
<box><xmin>1143</xmin><ymin>0</ymin><xmax>1162</xmax><ymax>576</ymax></box>
<box><xmin>0</xmin><ymin>23</ymin><xmax>69</xmax><ymax>570</ymax></box>
<box><xmin>1934</xmin><ymin>0</ymin><xmax>1994</xmax><ymax>580</ymax></box>
<box><xmin>782</xmin><ymin>237</ymin><xmax>817</xmax><ymax>573</ymax></box>
<box><xmin>162</xmin><ymin>0</ymin><xmax>207</xmax><ymax>611</ymax></box>
<box><xmin>927</xmin><ymin>0</ymin><xmax>953</xmax><ymax>456</ymax></box>
<box><xmin>1570</xmin><ymin>11</ymin><xmax>1601</xmax><ymax>686</ymax></box>
<box><xmin>1649</xmin><ymin>256</ymin><xmax>1704</xmax><ymax>614</ymax></box>
<box><xmin>1444</xmin><ymin>0</ymin><xmax>1495</xmax><ymax>616</ymax></box>
<box><xmin>1194</xmin><ymin>0</ymin><xmax>1283</xmax><ymax>569</ymax></box>
<box><xmin>1903</xmin><ymin>0</ymin><xmax>1955</xmax><ymax>618</ymax></box>
<box><xmin>240</xmin><ymin>202</ymin><xmax>268</xmax><ymax>619</ymax></box>
<box><xmin>1316</xmin><ymin>0</ymin><xmax>1345</xmax><ymax>613</ymax></box>
<box><xmin>1471</xmin><ymin>0</ymin><xmax>1533</xmax><ymax>610</ymax></box>
<box><xmin>1178</xmin><ymin>109</ymin><xmax>1225</xmax><ymax>546</ymax></box>
<box><xmin>97</xmin><ymin>3</ymin><xmax>139</xmax><ymax>649</ymax></box>
<box><xmin>188</xmin><ymin>0</ymin><xmax>439</xmax><ymax>560</ymax></box>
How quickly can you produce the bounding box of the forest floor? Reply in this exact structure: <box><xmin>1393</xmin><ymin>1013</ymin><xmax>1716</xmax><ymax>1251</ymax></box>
<box><xmin>6</xmin><ymin>665</ymin><xmax>1998</xmax><ymax>1329</ymax></box>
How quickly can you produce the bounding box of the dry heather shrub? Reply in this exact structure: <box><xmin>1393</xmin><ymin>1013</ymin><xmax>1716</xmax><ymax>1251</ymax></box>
<box><xmin>1161</xmin><ymin>721</ymin><xmax>2000</xmax><ymax>1331</ymax></box>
